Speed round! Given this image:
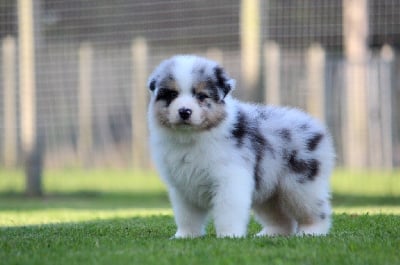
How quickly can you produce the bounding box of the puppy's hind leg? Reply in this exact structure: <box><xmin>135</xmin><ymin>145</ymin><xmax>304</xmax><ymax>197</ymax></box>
<box><xmin>296</xmin><ymin>199</ymin><xmax>332</xmax><ymax>236</ymax></box>
<box><xmin>253</xmin><ymin>194</ymin><xmax>297</xmax><ymax>237</ymax></box>
<box><xmin>169</xmin><ymin>188</ymin><xmax>208</xmax><ymax>238</ymax></box>
<box><xmin>280</xmin><ymin>175</ymin><xmax>332</xmax><ymax>236</ymax></box>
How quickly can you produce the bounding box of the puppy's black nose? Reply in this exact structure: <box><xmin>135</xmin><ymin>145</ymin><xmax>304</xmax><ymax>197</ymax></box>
<box><xmin>178</xmin><ymin>108</ymin><xmax>192</xmax><ymax>120</ymax></box>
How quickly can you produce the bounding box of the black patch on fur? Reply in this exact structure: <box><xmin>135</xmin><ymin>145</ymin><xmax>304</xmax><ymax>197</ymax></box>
<box><xmin>149</xmin><ymin>79</ymin><xmax>156</xmax><ymax>91</ymax></box>
<box><xmin>231</xmin><ymin>109</ymin><xmax>275</xmax><ymax>189</ymax></box>
<box><xmin>214</xmin><ymin>66</ymin><xmax>231</xmax><ymax>98</ymax></box>
<box><xmin>253</xmin><ymin>165</ymin><xmax>262</xmax><ymax>189</ymax></box>
<box><xmin>255</xmin><ymin>108</ymin><xmax>271</xmax><ymax>120</ymax></box>
<box><xmin>214</xmin><ymin>67</ymin><xmax>226</xmax><ymax>87</ymax></box>
<box><xmin>231</xmin><ymin>110</ymin><xmax>247</xmax><ymax>148</ymax></box>
<box><xmin>278</xmin><ymin>128</ymin><xmax>292</xmax><ymax>142</ymax></box>
<box><xmin>256</xmin><ymin>134</ymin><xmax>275</xmax><ymax>159</ymax></box>
<box><xmin>192</xmin><ymin>78</ymin><xmax>221</xmax><ymax>103</ymax></box>
<box><xmin>287</xmin><ymin>150</ymin><xmax>320</xmax><ymax>182</ymax></box>
<box><xmin>307</xmin><ymin>159</ymin><xmax>320</xmax><ymax>181</ymax></box>
<box><xmin>252</xmin><ymin>132</ymin><xmax>275</xmax><ymax>189</ymax></box>
<box><xmin>206</xmin><ymin>79</ymin><xmax>221</xmax><ymax>102</ymax></box>
<box><xmin>320</xmin><ymin>213</ymin><xmax>327</xmax><ymax>220</ymax></box>
<box><xmin>155</xmin><ymin>88</ymin><xmax>178</xmax><ymax>107</ymax></box>
<box><xmin>307</xmin><ymin>133</ymin><xmax>324</xmax><ymax>151</ymax></box>
<box><xmin>300</xmin><ymin>123</ymin><xmax>310</xmax><ymax>130</ymax></box>
<box><xmin>199</xmin><ymin>67</ymin><xmax>205</xmax><ymax>75</ymax></box>
<box><xmin>252</xmin><ymin>131</ymin><xmax>266</xmax><ymax>190</ymax></box>
<box><xmin>231</xmin><ymin>110</ymin><xmax>275</xmax><ymax>155</ymax></box>
<box><xmin>288</xmin><ymin>151</ymin><xmax>309</xmax><ymax>173</ymax></box>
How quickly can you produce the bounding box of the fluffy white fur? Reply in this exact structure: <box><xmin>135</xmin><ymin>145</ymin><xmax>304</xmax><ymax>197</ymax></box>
<box><xmin>147</xmin><ymin>55</ymin><xmax>335</xmax><ymax>238</ymax></box>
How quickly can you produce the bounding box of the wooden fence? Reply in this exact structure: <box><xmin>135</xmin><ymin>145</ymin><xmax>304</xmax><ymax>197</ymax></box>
<box><xmin>0</xmin><ymin>0</ymin><xmax>399</xmax><ymax>174</ymax></box>
<box><xmin>1</xmin><ymin>34</ymin><xmax>398</xmax><ymax>171</ymax></box>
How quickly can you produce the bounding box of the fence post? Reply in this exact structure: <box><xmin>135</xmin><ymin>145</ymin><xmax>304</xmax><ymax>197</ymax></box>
<box><xmin>2</xmin><ymin>36</ymin><xmax>17</xmax><ymax>167</ymax></box>
<box><xmin>367</xmin><ymin>52</ymin><xmax>381</xmax><ymax>168</ymax></box>
<box><xmin>18</xmin><ymin>0</ymin><xmax>43</xmax><ymax>196</ymax></box>
<box><xmin>131</xmin><ymin>37</ymin><xmax>149</xmax><ymax>169</ymax></box>
<box><xmin>240</xmin><ymin>0</ymin><xmax>261</xmax><ymax>101</ymax></box>
<box><xmin>263</xmin><ymin>41</ymin><xmax>281</xmax><ymax>105</ymax></box>
<box><xmin>78</xmin><ymin>42</ymin><xmax>93</xmax><ymax>167</ymax></box>
<box><xmin>367</xmin><ymin>45</ymin><xmax>394</xmax><ymax>169</ymax></box>
<box><xmin>306</xmin><ymin>43</ymin><xmax>326</xmax><ymax>122</ymax></box>
<box><xmin>379</xmin><ymin>45</ymin><xmax>394</xmax><ymax>169</ymax></box>
<box><xmin>343</xmin><ymin>0</ymin><xmax>369</xmax><ymax>169</ymax></box>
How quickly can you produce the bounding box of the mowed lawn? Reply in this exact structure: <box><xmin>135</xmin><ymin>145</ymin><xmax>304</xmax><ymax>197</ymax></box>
<box><xmin>1</xmin><ymin>169</ymin><xmax>399</xmax><ymax>265</ymax></box>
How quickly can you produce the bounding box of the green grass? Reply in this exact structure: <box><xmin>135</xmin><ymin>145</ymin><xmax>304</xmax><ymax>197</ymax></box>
<box><xmin>1</xmin><ymin>169</ymin><xmax>400</xmax><ymax>265</ymax></box>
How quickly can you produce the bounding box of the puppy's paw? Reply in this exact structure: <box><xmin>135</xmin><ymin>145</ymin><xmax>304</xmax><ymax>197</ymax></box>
<box><xmin>255</xmin><ymin>226</ymin><xmax>295</xmax><ymax>237</ymax></box>
<box><xmin>216</xmin><ymin>231</ymin><xmax>246</xmax><ymax>238</ymax></box>
<box><xmin>172</xmin><ymin>230</ymin><xmax>203</xmax><ymax>239</ymax></box>
<box><xmin>297</xmin><ymin>221</ymin><xmax>330</xmax><ymax>236</ymax></box>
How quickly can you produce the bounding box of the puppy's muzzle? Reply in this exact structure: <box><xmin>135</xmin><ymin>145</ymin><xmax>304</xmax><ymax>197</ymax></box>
<box><xmin>178</xmin><ymin>107</ymin><xmax>192</xmax><ymax>120</ymax></box>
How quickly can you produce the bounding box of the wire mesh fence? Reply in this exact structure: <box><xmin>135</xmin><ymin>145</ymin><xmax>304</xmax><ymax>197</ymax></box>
<box><xmin>0</xmin><ymin>0</ymin><xmax>399</xmax><ymax>171</ymax></box>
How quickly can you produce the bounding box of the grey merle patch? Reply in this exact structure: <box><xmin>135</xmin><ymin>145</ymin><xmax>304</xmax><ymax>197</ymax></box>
<box><xmin>231</xmin><ymin>109</ymin><xmax>275</xmax><ymax>189</ymax></box>
<box><xmin>320</xmin><ymin>213</ymin><xmax>327</xmax><ymax>220</ymax></box>
<box><xmin>287</xmin><ymin>150</ymin><xmax>320</xmax><ymax>183</ymax></box>
<box><xmin>307</xmin><ymin>133</ymin><xmax>324</xmax><ymax>151</ymax></box>
<box><xmin>277</xmin><ymin>128</ymin><xmax>292</xmax><ymax>142</ymax></box>
<box><xmin>149</xmin><ymin>79</ymin><xmax>156</xmax><ymax>91</ymax></box>
<box><xmin>231</xmin><ymin>110</ymin><xmax>248</xmax><ymax>148</ymax></box>
<box><xmin>214</xmin><ymin>66</ymin><xmax>231</xmax><ymax>98</ymax></box>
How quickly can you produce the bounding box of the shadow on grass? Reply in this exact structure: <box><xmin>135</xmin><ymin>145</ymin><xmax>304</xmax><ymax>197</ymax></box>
<box><xmin>1</xmin><ymin>190</ymin><xmax>399</xmax><ymax>211</ymax></box>
<box><xmin>0</xmin><ymin>191</ymin><xmax>170</xmax><ymax>211</ymax></box>
<box><xmin>332</xmin><ymin>193</ymin><xmax>400</xmax><ymax>207</ymax></box>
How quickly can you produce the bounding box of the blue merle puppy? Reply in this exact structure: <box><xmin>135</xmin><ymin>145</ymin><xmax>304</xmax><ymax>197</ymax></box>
<box><xmin>147</xmin><ymin>55</ymin><xmax>335</xmax><ymax>238</ymax></box>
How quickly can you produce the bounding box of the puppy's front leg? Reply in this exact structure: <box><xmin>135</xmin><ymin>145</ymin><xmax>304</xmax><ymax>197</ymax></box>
<box><xmin>211</xmin><ymin>171</ymin><xmax>253</xmax><ymax>238</ymax></box>
<box><xmin>169</xmin><ymin>187</ymin><xmax>208</xmax><ymax>238</ymax></box>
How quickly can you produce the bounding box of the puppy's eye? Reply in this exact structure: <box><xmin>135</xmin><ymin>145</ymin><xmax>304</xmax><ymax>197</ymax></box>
<box><xmin>156</xmin><ymin>88</ymin><xmax>178</xmax><ymax>105</ymax></box>
<box><xmin>157</xmin><ymin>88</ymin><xmax>178</xmax><ymax>99</ymax></box>
<box><xmin>196</xmin><ymin>93</ymin><xmax>209</xmax><ymax>102</ymax></box>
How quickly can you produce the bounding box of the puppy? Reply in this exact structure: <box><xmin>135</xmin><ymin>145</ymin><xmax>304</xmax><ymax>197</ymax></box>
<box><xmin>147</xmin><ymin>55</ymin><xmax>335</xmax><ymax>238</ymax></box>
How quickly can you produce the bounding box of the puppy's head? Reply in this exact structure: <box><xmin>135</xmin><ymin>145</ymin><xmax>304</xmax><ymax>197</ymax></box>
<box><xmin>148</xmin><ymin>55</ymin><xmax>235</xmax><ymax>131</ymax></box>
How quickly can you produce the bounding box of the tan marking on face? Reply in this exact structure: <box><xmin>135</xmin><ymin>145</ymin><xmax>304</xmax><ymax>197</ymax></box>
<box><xmin>152</xmin><ymin>77</ymin><xmax>180</xmax><ymax>128</ymax></box>
<box><xmin>154</xmin><ymin>100</ymin><xmax>171</xmax><ymax>128</ymax></box>
<box><xmin>159</xmin><ymin>77</ymin><xmax>179</xmax><ymax>91</ymax></box>
<box><xmin>199</xmin><ymin>102</ymin><xmax>227</xmax><ymax>130</ymax></box>
<box><xmin>191</xmin><ymin>80</ymin><xmax>227</xmax><ymax>130</ymax></box>
<box><xmin>193</xmin><ymin>81</ymin><xmax>209</xmax><ymax>94</ymax></box>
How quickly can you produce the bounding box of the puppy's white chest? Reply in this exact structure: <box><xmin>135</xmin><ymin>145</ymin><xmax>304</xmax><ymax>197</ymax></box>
<box><xmin>163</xmin><ymin>144</ymin><xmax>215</xmax><ymax>208</ymax></box>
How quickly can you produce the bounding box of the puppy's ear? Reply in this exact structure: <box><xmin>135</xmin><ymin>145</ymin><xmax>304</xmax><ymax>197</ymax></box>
<box><xmin>214</xmin><ymin>66</ymin><xmax>235</xmax><ymax>98</ymax></box>
<box><xmin>147</xmin><ymin>78</ymin><xmax>156</xmax><ymax>92</ymax></box>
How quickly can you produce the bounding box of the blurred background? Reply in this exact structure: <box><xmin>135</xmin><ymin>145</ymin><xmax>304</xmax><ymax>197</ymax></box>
<box><xmin>0</xmin><ymin>0</ymin><xmax>399</xmax><ymax>196</ymax></box>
